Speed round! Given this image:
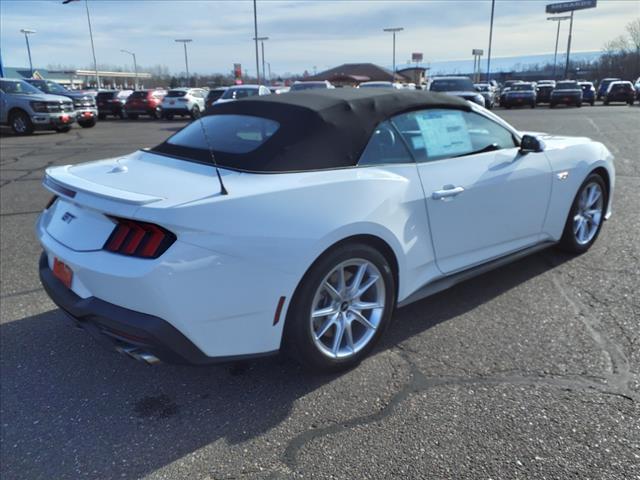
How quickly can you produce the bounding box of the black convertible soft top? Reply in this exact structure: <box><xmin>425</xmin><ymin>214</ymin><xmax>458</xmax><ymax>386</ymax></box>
<box><xmin>153</xmin><ymin>88</ymin><xmax>471</xmax><ymax>173</ymax></box>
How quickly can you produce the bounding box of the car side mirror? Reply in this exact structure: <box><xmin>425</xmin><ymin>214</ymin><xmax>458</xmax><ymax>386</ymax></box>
<box><xmin>520</xmin><ymin>134</ymin><xmax>543</xmax><ymax>153</ymax></box>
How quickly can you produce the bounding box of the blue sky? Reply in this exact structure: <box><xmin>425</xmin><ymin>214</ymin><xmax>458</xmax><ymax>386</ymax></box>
<box><xmin>0</xmin><ymin>0</ymin><xmax>637</xmax><ymax>76</ymax></box>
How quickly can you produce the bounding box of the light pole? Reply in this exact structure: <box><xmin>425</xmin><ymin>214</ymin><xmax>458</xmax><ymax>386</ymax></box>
<box><xmin>253</xmin><ymin>36</ymin><xmax>269</xmax><ymax>85</ymax></box>
<box><xmin>63</xmin><ymin>0</ymin><xmax>100</xmax><ymax>89</ymax></box>
<box><xmin>120</xmin><ymin>49</ymin><xmax>138</xmax><ymax>89</ymax></box>
<box><xmin>486</xmin><ymin>0</ymin><xmax>495</xmax><ymax>83</ymax></box>
<box><xmin>20</xmin><ymin>29</ymin><xmax>36</xmax><ymax>77</ymax></box>
<box><xmin>253</xmin><ymin>0</ymin><xmax>260</xmax><ymax>85</ymax></box>
<box><xmin>564</xmin><ymin>10</ymin><xmax>575</xmax><ymax>78</ymax></box>
<box><xmin>175</xmin><ymin>39</ymin><xmax>192</xmax><ymax>87</ymax></box>
<box><xmin>383</xmin><ymin>27</ymin><xmax>404</xmax><ymax>81</ymax></box>
<box><xmin>547</xmin><ymin>16</ymin><xmax>571</xmax><ymax>80</ymax></box>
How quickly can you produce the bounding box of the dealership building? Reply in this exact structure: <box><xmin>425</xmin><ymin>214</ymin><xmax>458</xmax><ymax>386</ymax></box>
<box><xmin>2</xmin><ymin>66</ymin><xmax>151</xmax><ymax>89</ymax></box>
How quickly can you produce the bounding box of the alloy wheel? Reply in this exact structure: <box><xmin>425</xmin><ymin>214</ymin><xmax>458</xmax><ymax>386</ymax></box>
<box><xmin>573</xmin><ymin>181</ymin><xmax>604</xmax><ymax>245</ymax></box>
<box><xmin>310</xmin><ymin>259</ymin><xmax>385</xmax><ymax>359</ymax></box>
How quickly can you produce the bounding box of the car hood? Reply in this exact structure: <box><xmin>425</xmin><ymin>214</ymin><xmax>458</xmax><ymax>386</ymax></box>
<box><xmin>520</xmin><ymin>130</ymin><xmax>592</xmax><ymax>149</ymax></box>
<box><xmin>7</xmin><ymin>92</ymin><xmax>72</xmax><ymax>103</ymax></box>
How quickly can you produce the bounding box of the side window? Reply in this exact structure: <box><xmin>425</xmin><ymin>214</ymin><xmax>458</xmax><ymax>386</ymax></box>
<box><xmin>392</xmin><ymin>109</ymin><xmax>517</xmax><ymax>162</ymax></box>
<box><xmin>358</xmin><ymin>121</ymin><xmax>414</xmax><ymax>166</ymax></box>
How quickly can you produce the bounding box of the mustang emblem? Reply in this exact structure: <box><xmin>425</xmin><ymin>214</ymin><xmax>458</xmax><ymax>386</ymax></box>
<box><xmin>61</xmin><ymin>212</ymin><xmax>76</xmax><ymax>224</ymax></box>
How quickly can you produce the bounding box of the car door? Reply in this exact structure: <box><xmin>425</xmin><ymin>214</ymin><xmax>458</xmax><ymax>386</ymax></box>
<box><xmin>392</xmin><ymin>108</ymin><xmax>552</xmax><ymax>274</ymax></box>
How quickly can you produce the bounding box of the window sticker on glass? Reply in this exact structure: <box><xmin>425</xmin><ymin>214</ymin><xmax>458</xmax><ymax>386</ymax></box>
<box><xmin>414</xmin><ymin>110</ymin><xmax>472</xmax><ymax>160</ymax></box>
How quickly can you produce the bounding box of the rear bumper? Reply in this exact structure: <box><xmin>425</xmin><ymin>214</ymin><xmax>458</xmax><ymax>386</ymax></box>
<box><xmin>161</xmin><ymin>107</ymin><xmax>191</xmax><ymax>115</ymax></box>
<box><xmin>39</xmin><ymin>252</ymin><xmax>276</xmax><ymax>365</ymax></box>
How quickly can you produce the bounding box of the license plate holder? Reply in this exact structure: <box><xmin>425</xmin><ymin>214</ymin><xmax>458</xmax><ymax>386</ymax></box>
<box><xmin>53</xmin><ymin>257</ymin><xmax>73</xmax><ymax>289</ymax></box>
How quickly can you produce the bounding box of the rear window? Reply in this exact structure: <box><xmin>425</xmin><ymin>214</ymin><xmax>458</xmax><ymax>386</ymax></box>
<box><xmin>429</xmin><ymin>78</ymin><xmax>475</xmax><ymax>92</ymax></box>
<box><xmin>556</xmin><ymin>82</ymin><xmax>578</xmax><ymax>90</ymax></box>
<box><xmin>207</xmin><ymin>90</ymin><xmax>226</xmax><ymax>101</ymax></box>
<box><xmin>96</xmin><ymin>91</ymin><xmax>117</xmax><ymax>100</ymax></box>
<box><xmin>290</xmin><ymin>82</ymin><xmax>328</xmax><ymax>91</ymax></box>
<box><xmin>166</xmin><ymin>114</ymin><xmax>279</xmax><ymax>154</ymax></box>
<box><xmin>511</xmin><ymin>84</ymin><xmax>534</xmax><ymax>91</ymax></box>
<box><xmin>220</xmin><ymin>88</ymin><xmax>259</xmax><ymax>100</ymax></box>
<box><xmin>166</xmin><ymin>90</ymin><xmax>187</xmax><ymax>97</ymax></box>
<box><xmin>130</xmin><ymin>91</ymin><xmax>150</xmax><ymax>98</ymax></box>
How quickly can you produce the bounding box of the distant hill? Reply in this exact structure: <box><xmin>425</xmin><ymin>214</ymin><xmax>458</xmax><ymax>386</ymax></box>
<box><xmin>403</xmin><ymin>51</ymin><xmax>602</xmax><ymax>75</ymax></box>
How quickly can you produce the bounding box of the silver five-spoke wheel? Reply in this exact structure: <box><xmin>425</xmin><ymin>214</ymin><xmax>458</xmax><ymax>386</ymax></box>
<box><xmin>573</xmin><ymin>181</ymin><xmax>604</xmax><ymax>245</ymax></box>
<box><xmin>310</xmin><ymin>259</ymin><xmax>385</xmax><ymax>359</ymax></box>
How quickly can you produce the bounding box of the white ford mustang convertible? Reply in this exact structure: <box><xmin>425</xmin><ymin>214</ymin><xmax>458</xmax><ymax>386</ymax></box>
<box><xmin>37</xmin><ymin>89</ymin><xmax>614</xmax><ymax>371</ymax></box>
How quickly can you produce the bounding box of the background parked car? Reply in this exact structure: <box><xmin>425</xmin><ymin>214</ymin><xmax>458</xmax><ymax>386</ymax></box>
<box><xmin>25</xmin><ymin>79</ymin><xmax>97</xmax><ymax>128</ymax></box>
<box><xmin>550</xmin><ymin>81</ymin><xmax>583</xmax><ymax>108</ymax></box>
<box><xmin>204</xmin><ymin>87</ymin><xmax>228</xmax><ymax>114</ymax></box>
<box><xmin>535</xmin><ymin>83</ymin><xmax>555</xmax><ymax>104</ymax></box>
<box><xmin>0</xmin><ymin>78</ymin><xmax>75</xmax><ymax>135</ymax></box>
<box><xmin>474</xmin><ymin>83</ymin><xmax>497</xmax><ymax>109</ymax></box>
<box><xmin>578</xmin><ymin>81</ymin><xmax>596</xmax><ymax>106</ymax></box>
<box><xmin>597</xmin><ymin>77</ymin><xmax>621</xmax><ymax>100</ymax></box>
<box><xmin>213</xmin><ymin>85</ymin><xmax>270</xmax><ymax>105</ymax></box>
<box><xmin>269</xmin><ymin>86</ymin><xmax>290</xmax><ymax>94</ymax></box>
<box><xmin>289</xmin><ymin>80</ymin><xmax>335</xmax><ymax>91</ymax></box>
<box><xmin>124</xmin><ymin>89</ymin><xmax>167</xmax><ymax>119</ymax></box>
<box><xmin>503</xmin><ymin>82</ymin><xmax>536</xmax><ymax>108</ymax></box>
<box><xmin>96</xmin><ymin>90</ymin><xmax>133</xmax><ymax>119</ymax></box>
<box><xmin>160</xmin><ymin>88</ymin><xmax>207</xmax><ymax>119</ymax></box>
<box><xmin>604</xmin><ymin>81</ymin><xmax>635</xmax><ymax>105</ymax></box>
<box><xmin>428</xmin><ymin>76</ymin><xmax>485</xmax><ymax>107</ymax></box>
<box><xmin>635</xmin><ymin>76</ymin><xmax>640</xmax><ymax>101</ymax></box>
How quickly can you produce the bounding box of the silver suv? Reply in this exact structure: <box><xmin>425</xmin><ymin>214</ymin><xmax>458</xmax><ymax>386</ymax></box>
<box><xmin>0</xmin><ymin>78</ymin><xmax>75</xmax><ymax>135</ymax></box>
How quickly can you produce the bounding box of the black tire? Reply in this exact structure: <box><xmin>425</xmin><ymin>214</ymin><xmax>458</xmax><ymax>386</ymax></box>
<box><xmin>191</xmin><ymin>106</ymin><xmax>201</xmax><ymax>119</ymax></box>
<box><xmin>150</xmin><ymin>108</ymin><xmax>160</xmax><ymax>119</ymax></box>
<box><xmin>9</xmin><ymin>110</ymin><xmax>34</xmax><ymax>135</ymax></box>
<box><xmin>505</xmin><ymin>105</ymin><xmax>511</xmax><ymax>109</ymax></box>
<box><xmin>576</xmin><ymin>102</ymin><xmax>582</xmax><ymax>108</ymax></box>
<box><xmin>163</xmin><ymin>113</ymin><xmax>174</xmax><ymax>120</ymax></box>
<box><xmin>590</xmin><ymin>100</ymin><xmax>595</xmax><ymax>106</ymax></box>
<box><xmin>128</xmin><ymin>113</ymin><xmax>138</xmax><ymax>120</ymax></box>
<box><xmin>557</xmin><ymin>173</ymin><xmax>607</xmax><ymax>254</ymax></box>
<box><xmin>550</xmin><ymin>103</ymin><xmax>555</xmax><ymax>108</ymax></box>
<box><xmin>283</xmin><ymin>243</ymin><xmax>396</xmax><ymax>372</ymax></box>
<box><xmin>117</xmin><ymin>110</ymin><xmax>126</xmax><ymax>119</ymax></box>
<box><xmin>531</xmin><ymin>103</ymin><xmax>536</xmax><ymax>109</ymax></box>
<box><xmin>604</xmin><ymin>100</ymin><xmax>609</xmax><ymax>105</ymax></box>
<box><xmin>78</xmin><ymin>119</ymin><xmax>96</xmax><ymax>128</ymax></box>
<box><xmin>55</xmin><ymin>126</ymin><xmax>72</xmax><ymax>133</ymax></box>
<box><xmin>98</xmin><ymin>113</ymin><xmax>106</xmax><ymax>120</ymax></box>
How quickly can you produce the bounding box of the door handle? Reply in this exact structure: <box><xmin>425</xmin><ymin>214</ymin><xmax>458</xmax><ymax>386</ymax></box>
<box><xmin>432</xmin><ymin>185</ymin><xmax>465</xmax><ymax>200</ymax></box>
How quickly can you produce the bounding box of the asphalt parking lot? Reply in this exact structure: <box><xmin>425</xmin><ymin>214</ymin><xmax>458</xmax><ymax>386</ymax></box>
<box><xmin>1</xmin><ymin>105</ymin><xmax>639</xmax><ymax>479</ymax></box>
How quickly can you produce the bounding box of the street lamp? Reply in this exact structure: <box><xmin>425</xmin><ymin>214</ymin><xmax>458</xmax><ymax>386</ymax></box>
<box><xmin>253</xmin><ymin>36</ymin><xmax>269</xmax><ymax>85</ymax></box>
<box><xmin>383</xmin><ymin>27</ymin><xmax>404</xmax><ymax>81</ymax></box>
<box><xmin>174</xmin><ymin>39</ymin><xmax>192</xmax><ymax>87</ymax></box>
<box><xmin>120</xmin><ymin>49</ymin><xmax>138</xmax><ymax>90</ymax></box>
<box><xmin>486</xmin><ymin>0</ymin><xmax>495</xmax><ymax>83</ymax></box>
<box><xmin>20</xmin><ymin>29</ymin><xmax>36</xmax><ymax>77</ymax></box>
<box><xmin>547</xmin><ymin>16</ymin><xmax>571</xmax><ymax>80</ymax></box>
<box><xmin>252</xmin><ymin>0</ymin><xmax>261</xmax><ymax>85</ymax></box>
<box><xmin>62</xmin><ymin>0</ymin><xmax>100</xmax><ymax>89</ymax></box>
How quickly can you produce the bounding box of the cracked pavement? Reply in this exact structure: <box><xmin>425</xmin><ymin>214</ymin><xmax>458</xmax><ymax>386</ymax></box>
<box><xmin>1</xmin><ymin>107</ymin><xmax>639</xmax><ymax>479</ymax></box>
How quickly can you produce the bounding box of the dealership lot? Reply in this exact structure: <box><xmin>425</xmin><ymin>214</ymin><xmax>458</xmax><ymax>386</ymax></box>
<box><xmin>1</xmin><ymin>106</ymin><xmax>638</xmax><ymax>479</ymax></box>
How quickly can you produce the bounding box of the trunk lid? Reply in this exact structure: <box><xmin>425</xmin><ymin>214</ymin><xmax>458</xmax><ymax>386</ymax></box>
<box><xmin>44</xmin><ymin>150</ymin><xmax>230</xmax><ymax>209</ymax></box>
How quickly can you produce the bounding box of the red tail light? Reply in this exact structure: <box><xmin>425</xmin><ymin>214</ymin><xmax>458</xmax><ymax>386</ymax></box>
<box><xmin>104</xmin><ymin>217</ymin><xmax>176</xmax><ymax>259</ymax></box>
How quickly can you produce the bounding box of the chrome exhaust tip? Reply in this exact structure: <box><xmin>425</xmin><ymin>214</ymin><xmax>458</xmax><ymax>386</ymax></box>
<box><xmin>116</xmin><ymin>346</ymin><xmax>161</xmax><ymax>365</ymax></box>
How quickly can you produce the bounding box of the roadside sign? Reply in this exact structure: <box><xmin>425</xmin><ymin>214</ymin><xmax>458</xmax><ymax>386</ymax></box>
<box><xmin>412</xmin><ymin>52</ymin><xmax>423</xmax><ymax>62</ymax></box>
<box><xmin>546</xmin><ymin>0</ymin><xmax>596</xmax><ymax>14</ymax></box>
<box><xmin>233</xmin><ymin>63</ymin><xmax>242</xmax><ymax>79</ymax></box>
<box><xmin>472</xmin><ymin>49</ymin><xmax>484</xmax><ymax>56</ymax></box>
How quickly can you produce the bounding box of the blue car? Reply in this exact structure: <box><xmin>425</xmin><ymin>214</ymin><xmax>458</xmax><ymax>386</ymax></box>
<box><xmin>579</xmin><ymin>82</ymin><xmax>596</xmax><ymax>106</ymax></box>
<box><xmin>597</xmin><ymin>78</ymin><xmax>620</xmax><ymax>100</ymax></box>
